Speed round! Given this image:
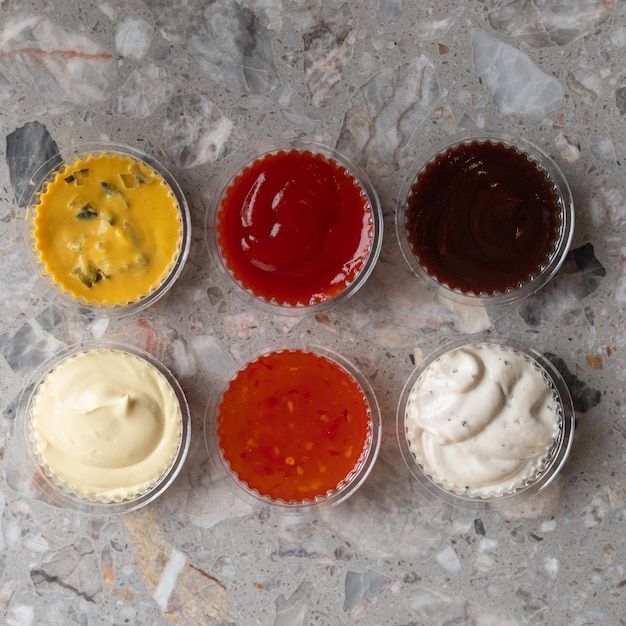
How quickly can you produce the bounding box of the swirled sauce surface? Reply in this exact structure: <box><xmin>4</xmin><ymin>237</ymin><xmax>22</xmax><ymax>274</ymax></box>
<box><xmin>30</xmin><ymin>349</ymin><xmax>182</xmax><ymax>501</ymax></box>
<box><xmin>405</xmin><ymin>141</ymin><xmax>561</xmax><ymax>294</ymax></box>
<box><xmin>33</xmin><ymin>153</ymin><xmax>182</xmax><ymax>306</ymax></box>
<box><xmin>216</xmin><ymin>150</ymin><xmax>373</xmax><ymax>305</ymax></box>
<box><xmin>405</xmin><ymin>344</ymin><xmax>560</xmax><ymax>497</ymax></box>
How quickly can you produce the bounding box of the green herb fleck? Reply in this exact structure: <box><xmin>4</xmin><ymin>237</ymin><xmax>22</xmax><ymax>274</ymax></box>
<box><xmin>120</xmin><ymin>173</ymin><xmax>138</xmax><ymax>189</ymax></box>
<box><xmin>72</xmin><ymin>168</ymin><xmax>90</xmax><ymax>186</ymax></box>
<box><xmin>100</xmin><ymin>209</ymin><xmax>116</xmax><ymax>225</ymax></box>
<box><xmin>76</xmin><ymin>204</ymin><xmax>97</xmax><ymax>220</ymax></box>
<box><xmin>101</xmin><ymin>180</ymin><xmax>129</xmax><ymax>206</ymax></box>
<box><xmin>69</xmin><ymin>234</ymin><xmax>87</xmax><ymax>251</ymax></box>
<box><xmin>101</xmin><ymin>181</ymin><xmax>121</xmax><ymax>196</ymax></box>
<box><xmin>130</xmin><ymin>163</ymin><xmax>152</xmax><ymax>184</ymax></box>
<box><xmin>71</xmin><ymin>262</ymin><xmax>108</xmax><ymax>288</ymax></box>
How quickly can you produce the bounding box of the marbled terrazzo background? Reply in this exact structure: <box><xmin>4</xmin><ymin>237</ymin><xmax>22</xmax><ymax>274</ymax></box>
<box><xmin>0</xmin><ymin>1</ymin><xmax>625</xmax><ymax>625</ymax></box>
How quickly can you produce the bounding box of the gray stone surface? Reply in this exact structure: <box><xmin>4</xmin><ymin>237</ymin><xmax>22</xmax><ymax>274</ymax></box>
<box><xmin>0</xmin><ymin>1</ymin><xmax>624</xmax><ymax>624</ymax></box>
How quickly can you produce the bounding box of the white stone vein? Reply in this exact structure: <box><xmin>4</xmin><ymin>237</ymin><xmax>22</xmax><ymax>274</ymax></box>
<box><xmin>0</xmin><ymin>15</ymin><xmax>115</xmax><ymax>106</ymax></box>
<box><xmin>275</xmin><ymin>581</ymin><xmax>313</xmax><ymax>626</ymax></box>
<box><xmin>6</xmin><ymin>605</ymin><xmax>34</xmax><ymax>626</ymax></box>
<box><xmin>338</xmin><ymin>55</ymin><xmax>440</xmax><ymax>176</ymax></box>
<box><xmin>488</xmin><ymin>0</ymin><xmax>615</xmax><ymax>48</ymax></box>
<box><xmin>436</xmin><ymin>545</ymin><xmax>462</xmax><ymax>573</ymax></box>
<box><xmin>413</xmin><ymin>7</ymin><xmax>464</xmax><ymax>39</ymax></box>
<box><xmin>344</xmin><ymin>570</ymin><xmax>386</xmax><ymax>616</ymax></box>
<box><xmin>473</xmin><ymin>29</ymin><xmax>564</xmax><ymax>117</ymax></box>
<box><xmin>291</xmin><ymin>4</ymin><xmax>356</xmax><ymax>108</ymax></box>
<box><xmin>0</xmin><ymin>71</ymin><xmax>11</xmax><ymax>101</ymax></box>
<box><xmin>117</xmin><ymin>64</ymin><xmax>173</xmax><ymax>118</ymax></box>
<box><xmin>147</xmin><ymin>0</ymin><xmax>281</xmax><ymax>93</ymax></box>
<box><xmin>115</xmin><ymin>16</ymin><xmax>153</xmax><ymax>61</ymax></box>
<box><xmin>162</xmin><ymin>93</ymin><xmax>236</xmax><ymax>168</ymax></box>
<box><xmin>152</xmin><ymin>547</ymin><xmax>187</xmax><ymax>610</ymax></box>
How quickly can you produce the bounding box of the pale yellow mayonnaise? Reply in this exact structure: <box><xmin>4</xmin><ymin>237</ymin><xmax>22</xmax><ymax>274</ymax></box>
<box><xmin>405</xmin><ymin>343</ymin><xmax>560</xmax><ymax>497</ymax></box>
<box><xmin>30</xmin><ymin>349</ymin><xmax>182</xmax><ymax>502</ymax></box>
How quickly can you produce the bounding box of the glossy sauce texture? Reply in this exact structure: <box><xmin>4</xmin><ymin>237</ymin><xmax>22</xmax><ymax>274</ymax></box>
<box><xmin>33</xmin><ymin>153</ymin><xmax>182</xmax><ymax>306</ymax></box>
<box><xmin>217</xmin><ymin>150</ymin><xmax>373</xmax><ymax>305</ymax></box>
<box><xmin>30</xmin><ymin>350</ymin><xmax>182</xmax><ymax>502</ymax></box>
<box><xmin>405</xmin><ymin>343</ymin><xmax>560</xmax><ymax>497</ymax></box>
<box><xmin>217</xmin><ymin>350</ymin><xmax>371</xmax><ymax>502</ymax></box>
<box><xmin>405</xmin><ymin>141</ymin><xmax>561</xmax><ymax>294</ymax></box>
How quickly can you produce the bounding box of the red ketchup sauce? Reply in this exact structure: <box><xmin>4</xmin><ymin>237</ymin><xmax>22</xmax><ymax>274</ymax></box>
<box><xmin>405</xmin><ymin>141</ymin><xmax>562</xmax><ymax>295</ymax></box>
<box><xmin>216</xmin><ymin>150</ymin><xmax>373</xmax><ymax>305</ymax></box>
<box><xmin>216</xmin><ymin>350</ymin><xmax>371</xmax><ymax>502</ymax></box>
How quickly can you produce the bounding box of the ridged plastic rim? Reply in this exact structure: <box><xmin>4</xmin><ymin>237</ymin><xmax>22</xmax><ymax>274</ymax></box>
<box><xmin>395</xmin><ymin>132</ymin><xmax>575</xmax><ymax>306</ymax></box>
<box><xmin>205</xmin><ymin>343</ymin><xmax>382</xmax><ymax>512</ymax></box>
<box><xmin>15</xmin><ymin>340</ymin><xmax>191</xmax><ymax>514</ymax></box>
<box><xmin>206</xmin><ymin>139</ymin><xmax>383</xmax><ymax>316</ymax></box>
<box><xmin>21</xmin><ymin>142</ymin><xmax>191</xmax><ymax>317</ymax></box>
<box><xmin>396</xmin><ymin>334</ymin><xmax>575</xmax><ymax>510</ymax></box>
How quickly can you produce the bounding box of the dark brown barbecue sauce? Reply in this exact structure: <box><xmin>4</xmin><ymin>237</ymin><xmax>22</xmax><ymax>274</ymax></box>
<box><xmin>405</xmin><ymin>141</ymin><xmax>562</xmax><ymax>295</ymax></box>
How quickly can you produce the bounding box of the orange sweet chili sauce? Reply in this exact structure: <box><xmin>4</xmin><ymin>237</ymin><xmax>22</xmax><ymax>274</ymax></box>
<box><xmin>217</xmin><ymin>350</ymin><xmax>371</xmax><ymax>502</ymax></box>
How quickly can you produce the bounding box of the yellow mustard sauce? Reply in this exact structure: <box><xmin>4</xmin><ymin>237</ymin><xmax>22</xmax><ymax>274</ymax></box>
<box><xmin>32</xmin><ymin>153</ymin><xmax>182</xmax><ymax>306</ymax></box>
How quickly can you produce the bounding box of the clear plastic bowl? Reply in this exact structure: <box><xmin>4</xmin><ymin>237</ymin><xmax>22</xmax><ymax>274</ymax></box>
<box><xmin>15</xmin><ymin>341</ymin><xmax>191</xmax><ymax>514</ymax></box>
<box><xmin>395</xmin><ymin>133</ymin><xmax>574</xmax><ymax>305</ymax></box>
<box><xmin>396</xmin><ymin>335</ymin><xmax>575</xmax><ymax>509</ymax></box>
<box><xmin>206</xmin><ymin>344</ymin><xmax>382</xmax><ymax>511</ymax></box>
<box><xmin>207</xmin><ymin>140</ymin><xmax>383</xmax><ymax>314</ymax></box>
<box><xmin>22</xmin><ymin>143</ymin><xmax>191</xmax><ymax>317</ymax></box>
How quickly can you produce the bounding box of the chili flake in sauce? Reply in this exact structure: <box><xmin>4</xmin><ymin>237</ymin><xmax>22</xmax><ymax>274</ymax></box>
<box><xmin>216</xmin><ymin>350</ymin><xmax>371</xmax><ymax>502</ymax></box>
